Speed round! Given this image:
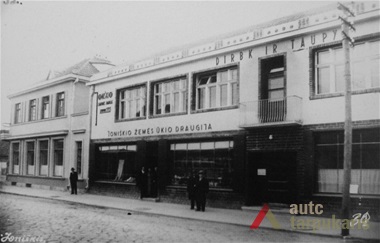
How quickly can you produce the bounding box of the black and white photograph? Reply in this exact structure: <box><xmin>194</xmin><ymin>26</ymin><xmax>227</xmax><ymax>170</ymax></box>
<box><xmin>1</xmin><ymin>0</ymin><xmax>379</xmax><ymax>242</ymax></box>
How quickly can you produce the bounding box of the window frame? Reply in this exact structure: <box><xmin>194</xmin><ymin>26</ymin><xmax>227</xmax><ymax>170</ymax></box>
<box><xmin>75</xmin><ymin>140</ymin><xmax>83</xmax><ymax>177</ymax></box>
<box><xmin>150</xmin><ymin>75</ymin><xmax>188</xmax><ymax>118</ymax></box>
<box><xmin>41</xmin><ymin>96</ymin><xmax>50</xmax><ymax>119</ymax></box>
<box><xmin>314</xmin><ymin>129</ymin><xmax>380</xmax><ymax>195</ymax></box>
<box><xmin>115</xmin><ymin>84</ymin><xmax>147</xmax><ymax>122</ymax></box>
<box><xmin>29</xmin><ymin>99</ymin><xmax>37</xmax><ymax>121</ymax></box>
<box><xmin>192</xmin><ymin>65</ymin><xmax>239</xmax><ymax>113</ymax></box>
<box><xmin>14</xmin><ymin>103</ymin><xmax>21</xmax><ymax>124</ymax></box>
<box><xmin>25</xmin><ymin>140</ymin><xmax>36</xmax><ymax>175</ymax></box>
<box><xmin>56</xmin><ymin>92</ymin><xmax>65</xmax><ymax>117</ymax></box>
<box><xmin>52</xmin><ymin>138</ymin><xmax>64</xmax><ymax>177</ymax></box>
<box><xmin>310</xmin><ymin>35</ymin><xmax>380</xmax><ymax>99</ymax></box>
<box><xmin>38</xmin><ymin>139</ymin><xmax>49</xmax><ymax>176</ymax></box>
<box><xmin>10</xmin><ymin>141</ymin><xmax>20</xmax><ymax>174</ymax></box>
<box><xmin>170</xmin><ymin>139</ymin><xmax>235</xmax><ymax>189</ymax></box>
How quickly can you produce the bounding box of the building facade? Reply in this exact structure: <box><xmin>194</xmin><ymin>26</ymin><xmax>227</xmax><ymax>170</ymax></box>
<box><xmin>87</xmin><ymin>2</ymin><xmax>380</xmax><ymax>210</ymax></box>
<box><xmin>6</xmin><ymin>58</ymin><xmax>113</xmax><ymax>191</ymax></box>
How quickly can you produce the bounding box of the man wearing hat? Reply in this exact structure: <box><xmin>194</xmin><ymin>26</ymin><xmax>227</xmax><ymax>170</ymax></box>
<box><xmin>69</xmin><ymin>167</ymin><xmax>78</xmax><ymax>195</ymax></box>
<box><xmin>195</xmin><ymin>170</ymin><xmax>209</xmax><ymax>212</ymax></box>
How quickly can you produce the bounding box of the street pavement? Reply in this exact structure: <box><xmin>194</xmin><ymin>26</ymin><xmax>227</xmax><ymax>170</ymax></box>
<box><xmin>0</xmin><ymin>184</ymin><xmax>379</xmax><ymax>242</ymax></box>
<box><xmin>1</xmin><ymin>193</ymin><xmax>360</xmax><ymax>243</ymax></box>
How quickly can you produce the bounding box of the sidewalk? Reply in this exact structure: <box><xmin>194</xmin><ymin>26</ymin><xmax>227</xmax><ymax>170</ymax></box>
<box><xmin>0</xmin><ymin>184</ymin><xmax>379</xmax><ymax>241</ymax></box>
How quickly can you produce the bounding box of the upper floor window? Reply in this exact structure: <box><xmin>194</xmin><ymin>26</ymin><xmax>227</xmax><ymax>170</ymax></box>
<box><xmin>29</xmin><ymin>99</ymin><xmax>37</xmax><ymax>121</ymax></box>
<box><xmin>56</xmin><ymin>92</ymin><xmax>65</xmax><ymax>117</ymax></box>
<box><xmin>194</xmin><ymin>67</ymin><xmax>238</xmax><ymax>110</ymax></box>
<box><xmin>117</xmin><ymin>85</ymin><xmax>146</xmax><ymax>120</ymax></box>
<box><xmin>314</xmin><ymin>39</ymin><xmax>380</xmax><ymax>95</ymax></box>
<box><xmin>153</xmin><ymin>78</ymin><xmax>187</xmax><ymax>115</ymax></box>
<box><xmin>42</xmin><ymin>96</ymin><xmax>50</xmax><ymax>119</ymax></box>
<box><xmin>14</xmin><ymin>103</ymin><xmax>21</xmax><ymax>124</ymax></box>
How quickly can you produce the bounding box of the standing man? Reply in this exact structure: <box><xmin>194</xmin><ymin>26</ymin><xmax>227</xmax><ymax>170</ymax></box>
<box><xmin>195</xmin><ymin>170</ymin><xmax>209</xmax><ymax>212</ymax></box>
<box><xmin>137</xmin><ymin>167</ymin><xmax>147</xmax><ymax>199</ymax></box>
<box><xmin>187</xmin><ymin>171</ymin><xmax>196</xmax><ymax>210</ymax></box>
<box><xmin>70</xmin><ymin>167</ymin><xmax>78</xmax><ymax>195</ymax></box>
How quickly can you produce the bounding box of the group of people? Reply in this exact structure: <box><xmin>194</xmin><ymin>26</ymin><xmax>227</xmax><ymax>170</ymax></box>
<box><xmin>137</xmin><ymin>166</ymin><xmax>158</xmax><ymax>199</ymax></box>
<box><xmin>187</xmin><ymin>170</ymin><xmax>209</xmax><ymax>212</ymax></box>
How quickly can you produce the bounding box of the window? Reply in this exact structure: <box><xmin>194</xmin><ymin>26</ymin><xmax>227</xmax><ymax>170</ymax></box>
<box><xmin>170</xmin><ymin>140</ymin><xmax>234</xmax><ymax>188</ymax></box>
<box><xmin>96</xmin><ymin>144</ymin><xmax>137</xmax><ymax>182</ymax></box>
<box><xmin>26</xmin><ymin>141</ymin><xmax>35</xmax><ymax>175</ymax></box>
<box><xmin>56</xmin><ymin>92</ymin><xmax>65</xmax><ymax>117</ymax></box>
<box><xmin>76</xmin><ymin>141</ymin><xmax>82</xmax><ymax>176</ymax></box>
<box><xmin>12</xmin><ymin>143</ymin><xmax>20</xmax><ymax>174</ymax></box>
<box><xmin>41</xmin><ymin>96</ymin><xmax>50</xmax><ymax>119</ymax></box>
<box><xmin>314</xmin><ymin>39</ymin><xmax>380</xmax><ymax>95</ymax></box>
<box><xmin>117</xmin><ymin>86</ymin><xmax>146</xmax><ymax>120</ymax></box>
<box><xmin>316</xmin><ymin>129</ymin><xmax>380</xmax><ymax>195</ymax></box>
<box><xmin>39</xmin><ymin>140</ymin><xmax>49</xmax><ymax>176</ymax></box>
<box><xmin>29</xmin><ymin>99</ymin><xmax>37</xmax><ymax>121</ymax></box>
<box><xmin>153</xmin><ymin>78</ymin><xmax>187</xmax><ymax>115</ymax></box>
<box><xmin>14</xmin><ymin>103</ymin><xmax>21</xmax><ymax>124</ymax></box>
<box><xmin>53</xmin><ymin>139</ymin><xmax>64</xmax><ymax>176</ymax></box>
<box><xmin>195</xmin><ymin>67</ymin><xmax>238</xmax><ymax>110</ymax></box>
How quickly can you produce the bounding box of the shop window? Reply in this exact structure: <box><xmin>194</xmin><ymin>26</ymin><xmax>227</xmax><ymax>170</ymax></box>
<box><xmin>312</xmin><ymin>39</ymin><xmax>380</xmax><ymax>96</ymax></box>
<box><xmin>117</xmin><ymin>85</ymin><xmax>146</xmax><ymax>120</ymax></box>
<box><xmin>96</xmin><ymin>144</ymin><xmax>137</xmax><ymax>182</ymax></box>
<box><xmin>56</xmin><ymin>92</ymin><xmax>65</xmax><ymax>117</ymax></box>
<box><xmin>26</xmin><ymin>141</ymin><xmax>35</xmax><ymax>175</ymax></box>
<box><xmin>152</xmin><ymin>77</ymin><xmax>187</xmax><ymax>116</ymax></box>
<box><xmin>39</xmin><ymin>140</ymin><xmax>49</xmax><ymax>176</ymax></box>
<box><xmin>14</xmin><ymin>103</ymin><xmax>21</xmax><ymax>124</ymax></box>
<box><xmin>12</xmin><ymin>142</ymin><xmax>20</xmax><ymax>174</ymax></box>
<box><xmin>41</xmin><ymin>96</ymin><xmax>50</xmax><ymax>119</ymax></box>
<box><xmin>53</xmin><ymin>139</ymin><xmax>64</xmax><ymax>177</ymax></box>
<box><xmin>29</xmin><ymin>99</ymin><xmax>37</xmax><ymax>121</ymax></box>
<box><xmin>315</xmin><ymin>129</ymin><xmax>380</xmax><ymax>195</ymax></box>
<box><xmin>76</xmin><ymin>141</ymin><xmax>82</xmax><ymax>176</ymax></box>
<box><xmin>193</xmin><ymin>67</ymin><xmax>238</xmax><ymax>111</ymax></box>
<box><xmin>170</xmin><ymin>140</ymin><xmax>234</xmax><ymax>188</ymax></box>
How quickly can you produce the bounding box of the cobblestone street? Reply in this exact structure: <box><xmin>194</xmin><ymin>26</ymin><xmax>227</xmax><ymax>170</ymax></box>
<box><xmin>0</xmin><ymin>194</ymin><xmax>372</xmax><ymax>243</ymax></box>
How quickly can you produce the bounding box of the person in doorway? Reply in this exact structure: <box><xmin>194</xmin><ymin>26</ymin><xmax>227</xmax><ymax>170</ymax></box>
<box><xmin>137</xmin><ymin>167</ymin><xmax>147</xmax><ymax>199</ymax></box>
<box><xmin>187</xmin><ymin>171</ymin><xmax>196</xmax><ymax>210</ymax></box>
<box><xmin>70</xmin><ymin>167</ymin><xmax>78</xmax><ymax>195</ymax></box>
<box><xmin>195</xmin><ymin>170</ymin><xmax>209</xmax><ymax>212</ymax></box>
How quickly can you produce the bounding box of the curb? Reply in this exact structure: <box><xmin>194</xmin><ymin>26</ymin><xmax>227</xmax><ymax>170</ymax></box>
<box><xmin>0</xmin><ymin>190</ymin><xmax>378</xmax><ymax>242</ymax></box>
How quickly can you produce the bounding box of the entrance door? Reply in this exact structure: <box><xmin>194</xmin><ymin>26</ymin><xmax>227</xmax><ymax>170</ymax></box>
<box><xmin>247</xmin><ymin>152</ymin><xmax>297</xmax><ymax>205</ymax></box>
<box><xmin>146</xmin><ymin>142</ymin><xmax>158</xmax><ymax>197</ymax></box>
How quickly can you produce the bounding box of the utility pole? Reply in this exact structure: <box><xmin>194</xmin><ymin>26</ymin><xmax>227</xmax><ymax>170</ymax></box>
<box><xmin>337</xmin><ymin>2</ymin><xmax>355</xmax><ymax>237</ymax></box>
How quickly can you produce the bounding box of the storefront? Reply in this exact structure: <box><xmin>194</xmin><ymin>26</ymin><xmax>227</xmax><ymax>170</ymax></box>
<box><xmin>87</xmin><ymin>2</ymin><xmax>380</xmax><ymax>209</ymax></box>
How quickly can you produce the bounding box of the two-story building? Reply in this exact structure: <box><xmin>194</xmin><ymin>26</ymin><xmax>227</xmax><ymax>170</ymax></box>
<box><xmin>86</xmin><ymin>2</ymin><xmax>379</xmax><ymax>210</ymax></box>
<box><xmin>6</xmin><ymin>58</ymin><xmax>114</xmax><ymax>191</ymax></box>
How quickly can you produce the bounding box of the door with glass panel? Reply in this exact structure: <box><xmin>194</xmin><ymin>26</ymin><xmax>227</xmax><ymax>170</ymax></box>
<box><xmin>259</xmin><ymin>56</ymin><xmax>286</xmax><ymax>123</ymax></box>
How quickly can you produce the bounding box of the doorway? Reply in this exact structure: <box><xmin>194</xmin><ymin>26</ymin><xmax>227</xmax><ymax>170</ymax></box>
<box><xmin>246</xmin><ymin>151</ymin><xmax>297</xmax><ymax>205</ymax></box>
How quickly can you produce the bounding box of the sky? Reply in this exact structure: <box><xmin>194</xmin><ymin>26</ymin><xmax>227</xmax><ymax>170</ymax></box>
<box><xmin>1</xmin><ymin>0</ymin><xmax>337</xmax><ymax>127</ymax></box>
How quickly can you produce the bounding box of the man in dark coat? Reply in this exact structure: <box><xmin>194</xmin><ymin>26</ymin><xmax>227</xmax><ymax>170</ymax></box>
<box><xmin>195</xmin><ymin>170</ymin><xmax>209</xmax><ymax>212</ymax></box>
<box><xmin>69</xmin><ymin>167</ymin><xmax>78</xmax><ymax>195</ymax></box>
<box><xmin>187</xmin><ymin>171</ymin><xmax>196</xmax><ymax>209</ymax></box>
<box><xmin>137</xmin><ymin>167</ymin><xmax>147</xmax><ymax>199</ymax></box>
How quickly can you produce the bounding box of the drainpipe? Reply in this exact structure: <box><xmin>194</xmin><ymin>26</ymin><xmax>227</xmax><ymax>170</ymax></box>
<box><xmin>87</xmin><ymin>85</ymin><xmax>98</xmax><ymax>190</ymax></box>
